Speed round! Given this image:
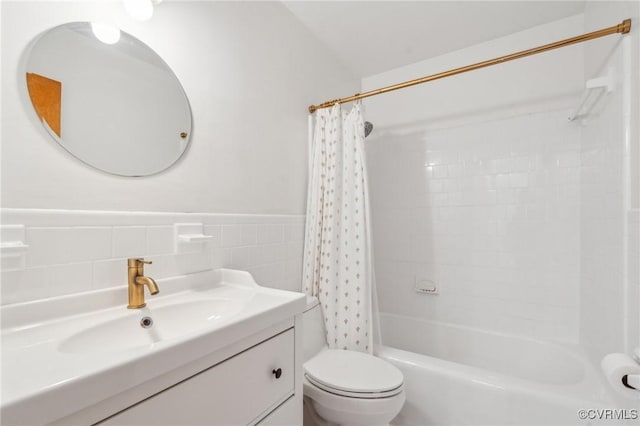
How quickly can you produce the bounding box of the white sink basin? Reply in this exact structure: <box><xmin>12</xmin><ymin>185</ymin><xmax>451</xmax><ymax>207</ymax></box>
<box><xmin>1</xmin><ymin>269</ymin><xmax>306</xmax><ymax>426</ymax></box>
<box><xmin>59</xmin><ymin>310</ymin><xmax>159</xmax><ymax>353</ymax></box>
<box><xmin>58</xmin><ymin>298</ymin><xmax>243</xmax><ymax>353</ymax></box>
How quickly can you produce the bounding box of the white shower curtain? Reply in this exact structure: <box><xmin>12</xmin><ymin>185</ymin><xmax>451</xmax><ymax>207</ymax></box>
<box><xmin>303</xmin><ymin>102</ymin><xmax>373</xmax><ymax>353</ymax></box>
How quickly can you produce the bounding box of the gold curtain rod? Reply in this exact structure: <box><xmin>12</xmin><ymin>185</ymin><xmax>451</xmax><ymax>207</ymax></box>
<box><xmin>308</xmin><ymin>19</ymin><xmax>632</xmax><ymax>113</ymax></box>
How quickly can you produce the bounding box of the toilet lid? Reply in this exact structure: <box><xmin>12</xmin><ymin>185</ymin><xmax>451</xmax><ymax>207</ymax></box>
<box><xmin>304</xmin><ymin>350</ymin><xmax>404</xmax><ymax>395</ymax></box>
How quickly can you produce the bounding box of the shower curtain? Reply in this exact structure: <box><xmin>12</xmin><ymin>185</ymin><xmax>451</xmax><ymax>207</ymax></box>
<box><xmin>303</xmin><ymin>102</ymin><xmax>373</xmax><ymax>353</ymax></box>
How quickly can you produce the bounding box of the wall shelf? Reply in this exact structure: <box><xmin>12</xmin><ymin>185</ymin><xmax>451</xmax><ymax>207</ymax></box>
<box><xmin>174</xmin><ymin>223</ymin><xmax>212</xmax><ymax>253</ymax></box>
<box><xmin>177</xmin><ymin>234</ymin><xmax>213</xmax><ymax>243</ymax></box>
<box><xmin>0</xmin><ymin>242</ymin><xmax>29</xmax><ymax>258</ymax></box>
<box><xmin>568</xmin><ymin>67</ymin><xmax>615</xmax><ymax>122</ymax></box>
<box><xmin>1</xmin><ymin>225</ymin><xmax>28</xmax><ymax>259</ymax></box>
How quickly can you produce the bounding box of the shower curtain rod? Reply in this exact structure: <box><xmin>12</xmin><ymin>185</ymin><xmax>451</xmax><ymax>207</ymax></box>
<box><xmin>308</xmin><ymin>19</ymin><xmax>632</xmax><ymax>113</ymax></box>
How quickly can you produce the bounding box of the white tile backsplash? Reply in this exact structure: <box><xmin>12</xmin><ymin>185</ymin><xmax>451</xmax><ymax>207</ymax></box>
<box><xmin>47</xmin><ymin>262</ymin><xmax>94</xmax><ymax>297</ymax></box>
<box><xmin>257</xmin><ymin>224</ymin><xmax>284</xmax><ymax>244</ymax></box>
<box><xmin>0</xmin><ymin>268</ymin><xmax>46</xmax><ymax>305</ymax></box>
<box><xmin>146</xmin><ymin>226</ymin><xmax>175</xmax><ymax>255</ymax></box>
<box><xmin>69</xmin><ymin>227</ymin><xmax>113</xmax><ymax>262</ymax></box>
<box><xmin>112</xmin><ymin>227</ymin><xmax>147</xmax><ymax>258</ymax></box>
<box><xmin>221</xmin><ymin>224</ymin><xmax>243</xmax><ymax>248</ymax></box>
<box><xmin>0</xmin><ymin>209</ymin><xmax>305</xmax><ymax>305</ymax></box>
<box><xmin>241</xmin><ymin>224</ymin><xmax>259</xmax><ymax>246</ymax></box>
<box><xmin>284</xmin><ymin>222</ymin><xmax>305</xmax><ymax>242</ymax></box>
<box><xmin>203</xmin><ymin>225</ymin><xmax>222</xmax><ymax>248</ymax></box>
<box><xmin>25</xmin><ymin>228</ymin><xmax>74</xmax><ymax>267</ymax></box>
<box><xmin>92</xmin><ymin>258</ymin><xmax>127</xmax><ymax>291</ymax></box>
<box><xmin>229</xmin><ymin>246</ymin><xmax>250</xmax><ymax>269</ymax></box>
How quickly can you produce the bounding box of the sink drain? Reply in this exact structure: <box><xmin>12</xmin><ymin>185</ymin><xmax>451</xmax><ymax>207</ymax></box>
<box><xmin>140</xmin><ymin>317</ymin><xmax>153</xmax><ymax>328</ymax></box>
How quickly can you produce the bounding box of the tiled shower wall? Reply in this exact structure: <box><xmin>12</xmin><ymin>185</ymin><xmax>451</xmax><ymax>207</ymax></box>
<box><xmin>0</xmin><ymin>209</ymin><xmax>305</xmax><ymax>305</ymax></box>
<box><xmin>580</xmin><ymin>30</ymin><xmax>639</xmax><ymax>362</ymax></box>
<box><xmin>579</xmin><ymin>60</ymin><xmax>626</xmax><ymax>360</ymax></box>
<box><xmin>367</xmin><ymin>109</ymin><xmax>582</xmax><ymax>342</ymax></box>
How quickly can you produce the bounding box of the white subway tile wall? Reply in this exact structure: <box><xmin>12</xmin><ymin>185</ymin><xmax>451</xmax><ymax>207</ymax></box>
<box><xmin>628</xmin><ymin>210</ymin><xmax>640</xmax><ymax>354</ymax></box>
<box><xmin>0</xmin><ymin>209</ymin><xmax>305</xmax><ymax>305</ymax></box>
<box><xmin>366</xmin><ymin>109</ymin><xmax>581</xmax><ymax>342</ymax></box>
<box><xmin>579</xmin><ymin>39</ymin><xmax>628</xmax><ymax>361</ymax></box>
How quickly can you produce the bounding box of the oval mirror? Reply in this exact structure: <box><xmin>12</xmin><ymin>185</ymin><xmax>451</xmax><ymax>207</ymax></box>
<box><xmin>24</xmin><ymin>22</ymin><xmax>192</xmax><ymax>176</ymax></box>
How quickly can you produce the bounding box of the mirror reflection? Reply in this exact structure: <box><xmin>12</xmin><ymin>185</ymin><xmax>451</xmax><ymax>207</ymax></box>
<box><xmin>25</xmin><ymin>22</ymin><xmax>192</xmax><ymax>176</ymax></box>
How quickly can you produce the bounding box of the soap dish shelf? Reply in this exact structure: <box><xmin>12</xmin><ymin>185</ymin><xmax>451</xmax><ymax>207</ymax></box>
<box><xmin>177</xmin><ymin>234</ymin><xmax>213</xmax><ymax>243</ymax></box>
<box><xmin>1</xmin><ymin>242</ymin><xmax>29</xmax><ymax>258</ymax></box>
<box><xmin>174</xmin><ymin>223</ymin><xmax>213</xmax><ymax>253</ymax></box>
<box><xmin>568</xmin><ymin>67</ymin><xmax>615</xmax><ymax>122</ymax></box>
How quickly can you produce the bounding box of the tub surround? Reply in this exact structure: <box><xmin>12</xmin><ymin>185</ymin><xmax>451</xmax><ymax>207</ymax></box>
<box><xmin>364</xmin><ymin>16</ymin><xmax>585</xmax><ymax>344</ymax></box>
<box><xmin>362</xmin><ymin>5</ymin><xmax>640</xmax><ymax>423</ymax></box>
<box><xmin>364</xmin><ymin>5</ymin><xmax>639</xmax><ymax>351</ymax></box>
<box><xmin>580</xmin><ymin>0</ymin><xmax>640</xmax><ymax>365</ymax></box>
<box><xmin>368</xmin><ymin>108</ymin><xmax>582</xmax><ymax>343</ymax></box>
<box><xmin>1</xmin><ymin>269</ymin><xmax>306</xmax><ymax>425</ymax></box>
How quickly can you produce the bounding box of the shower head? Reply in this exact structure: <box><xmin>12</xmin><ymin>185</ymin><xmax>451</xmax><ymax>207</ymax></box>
<box><xmin>364</xmin><ymin>121</ymin><xmax>374</xmax><ymax>138</ymax></box>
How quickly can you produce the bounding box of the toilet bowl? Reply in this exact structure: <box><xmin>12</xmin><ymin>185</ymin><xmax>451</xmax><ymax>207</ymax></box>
<box><xmin>302</xmin><ymin>297</ymin><xmax>405</xmax><ymax>426</ymax></box>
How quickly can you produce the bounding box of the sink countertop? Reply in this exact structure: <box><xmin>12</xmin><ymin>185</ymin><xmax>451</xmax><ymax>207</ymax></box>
<box><xmin>0</xmin><ymin>269</ymin><xmax>306</xmax><ymax>425</ymax></box>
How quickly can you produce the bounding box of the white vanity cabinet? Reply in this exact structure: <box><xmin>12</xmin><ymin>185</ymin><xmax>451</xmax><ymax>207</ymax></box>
<box><xmin>98</xmin><ymin>329</ymin><xmax>297</xmax><ymax>426</ymax></box>
<box><xmin>2</xmin><ymin>270</ymin><xmax>306</xmax><ymax>426</ymax></box>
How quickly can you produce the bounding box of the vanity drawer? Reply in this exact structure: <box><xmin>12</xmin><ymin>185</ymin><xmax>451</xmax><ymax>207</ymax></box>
<box><xmin>99</xmin><ymin>328</ymin><xmax>294</xmax><ymax>425</ymax></box>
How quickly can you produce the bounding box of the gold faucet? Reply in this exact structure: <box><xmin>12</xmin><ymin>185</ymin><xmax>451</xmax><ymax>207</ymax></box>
<box><xmin>127</xmin><ymin>258</ymin><xmax>159</xmax><ymax>309</ymax></box>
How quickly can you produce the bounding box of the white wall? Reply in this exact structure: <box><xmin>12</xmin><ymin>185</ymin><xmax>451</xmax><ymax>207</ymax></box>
<box><xmin>364</xmin><ymin>15</ymin><xmax>585</xmax><ymax>343</ymax></box>
<box><xmin>1</xmin><ymin>0</ymin><xmax>358</xmax><ymax>214</ymax></box>
<box><xmin>0</xmin><ymin>1</ymin><xmax>358</xmax><ymax>304</ymax></box>
<box><xmin>580</xmin><ymin>0</ymin><xmax>640</xmax><ymax>364</ymax></box>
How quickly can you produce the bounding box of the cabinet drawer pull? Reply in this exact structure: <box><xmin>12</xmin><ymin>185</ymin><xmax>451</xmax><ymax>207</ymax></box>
<box><xmin>272</xmin><ymin>368</ymin><xmax>282</xmax><ymax>379</ymax></box>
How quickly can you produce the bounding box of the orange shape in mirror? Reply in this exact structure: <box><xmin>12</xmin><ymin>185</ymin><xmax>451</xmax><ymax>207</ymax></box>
<box><xmin>26</xmin><ymin>72</ymin><xmax>61</xmax><ymax>137</ymax></box>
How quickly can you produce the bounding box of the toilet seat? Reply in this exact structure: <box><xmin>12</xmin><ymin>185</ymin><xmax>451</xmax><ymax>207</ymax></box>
<box><xmin>304</xmin><ymin>349</ymin><xmax>404</xmax><ymax>399</ymax></box>
<box><xmin>305</xmin><ymin>374</ymin><xmax>403</xmax><ymax>399</ymax></box>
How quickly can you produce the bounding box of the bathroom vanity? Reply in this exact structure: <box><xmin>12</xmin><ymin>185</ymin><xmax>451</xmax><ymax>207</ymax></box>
<box><xmin>0</xmin><ymin>269</ymin><xmax>305</xmax><ymax>425</ymax></box>
<box><xmin>99</xmin><ymin>328</ymin><xmax>295</xmax><ymax>425</ymax></box>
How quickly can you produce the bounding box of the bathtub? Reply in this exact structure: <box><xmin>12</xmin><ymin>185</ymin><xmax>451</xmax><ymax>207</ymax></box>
<box><xmin>375</xmin><ymin>313</ymin><xmax>628</xmax><ymax>426</ymax></box>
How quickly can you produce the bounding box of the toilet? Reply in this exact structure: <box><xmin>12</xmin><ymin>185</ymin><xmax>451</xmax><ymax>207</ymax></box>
<box><xmin>302</xmin><ymin>296</ymin><xmax>405</xmax><ymax>426</ymax></box>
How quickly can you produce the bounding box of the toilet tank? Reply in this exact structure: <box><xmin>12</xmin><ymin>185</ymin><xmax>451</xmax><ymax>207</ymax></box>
<box><xmin>302</xmin><ymin>296</ymin><xmax>327</xmax><ymax>362</ymax></box>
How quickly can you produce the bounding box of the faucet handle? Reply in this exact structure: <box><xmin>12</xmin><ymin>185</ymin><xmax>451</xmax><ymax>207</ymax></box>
<box><xmin>128</xmin><ymin>258</ymin><xmax>152</xmax><ymax>267</ymax></box>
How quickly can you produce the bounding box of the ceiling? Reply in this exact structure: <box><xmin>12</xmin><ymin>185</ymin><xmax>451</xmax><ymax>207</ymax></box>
<box><xmin>283</xmin><ymin>1</ymin><xmax>587</xmax><ymax>77</ymax></box>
